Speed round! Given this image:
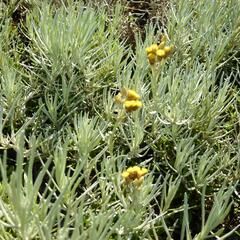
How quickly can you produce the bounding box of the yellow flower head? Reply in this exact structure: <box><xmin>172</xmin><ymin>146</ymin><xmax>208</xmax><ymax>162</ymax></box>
<box><xmin>146</xmin><ymin>44</ymin><xmax>158</xmax><ymax>54</ymax></box>
<box><xmin>147</xmin><ymin>52</ymin><xmax>156</xmax><ymax>65</ymax></box>
<box><xmin>146</xmin><ymin>34</ymin><xmax>174</xmax><ymax>65</ymax></box>
<box><xmin>164</xmin><ymin>45</ymin><xmax>174</xmax><ymax>55</ymax></box>
<box><xmin>122</xmin><ymin>166</ymin><xmax>148</xmax><ymax>187</ymax></box>
<box><xmin>156</xmin><ymin>49</ymin><xmax>166</xmax><ymax>58</ymax></box>
<box><xmin>146</xmin><ymin>46</ymin><xmax>153</xmax><ymax>54</ymax></box>
<box><xmin>114</xmin><ymin>88</ymin><xmax>142</xmax><ymax>113</ymax></box>
<box><xmin>132</xmin><ymin>166</ymin><xmax>141</xmax><ymax>172</ymax></box>
<box><xmin>121</xmin><ymin>171</ymin><xmax>131</xmax><ymax>183</ymax></box>
<box><xmin>121</xmin><ymin>171</ymin><xmax>129</xmax><ymax>178</ymax></box>
<box><xmin>151</xmin><ymin>44</ymin><xmax>159</xmax><ymax>52</ymax></box>
<box><xmin>164</xmin><ymin>46</ymin><xmax>171</xmax><ymax>54</ymax></box>
<box><xmin>126</xmin><ymin>89</ymin><xmax>140</xmax><ymax>101</ymax></box>
<box><xmin>127</xmin><ymin>168</ymin><xmax>138</xmax><ymax>179</ymax></box>
<box><xmin>137</xmin><ymin>167</ymin><xmax>148</xmax><ymax>178</ymax></box>
<box><xmin>117</xmin><ymin>88</ymin><xmax>141</xmax><ymax>100</ymax></box>
<box><xmin>124</xmin><ymin>100</ymin><xmax>142</xmax><ymax>112</ymax></box>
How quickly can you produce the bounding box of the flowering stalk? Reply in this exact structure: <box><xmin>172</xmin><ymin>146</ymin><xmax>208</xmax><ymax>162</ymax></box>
<box><xmin>146</xmin><ymin>35</ymin><xmax>174</xmax><ymax>99</ymax></box>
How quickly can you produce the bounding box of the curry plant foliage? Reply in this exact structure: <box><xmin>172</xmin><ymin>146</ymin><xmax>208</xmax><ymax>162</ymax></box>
<box><xmin>0</xmin><ymin>0</ymin><xmax>239</xmax><ymax>239</ymax></box>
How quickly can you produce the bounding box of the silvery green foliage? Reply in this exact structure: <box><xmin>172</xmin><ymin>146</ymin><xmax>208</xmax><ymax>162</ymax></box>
<box><xmin>0</xmin><ymin>0</ymin><xmax>239</xmax><ymax>239</ymax></box>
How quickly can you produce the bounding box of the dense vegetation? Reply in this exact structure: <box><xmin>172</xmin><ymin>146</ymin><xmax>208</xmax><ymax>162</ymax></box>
<box><xmin>0</xmin><ymin>0</ymin><xmax>239</xmax><ymax>239</ymax></box>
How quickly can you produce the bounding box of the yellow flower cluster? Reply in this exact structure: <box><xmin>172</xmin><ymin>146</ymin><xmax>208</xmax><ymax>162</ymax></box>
<box><xmin>121</xmin><ymin>166</ymin><xmax>148</xmax><ymax>187</ymax></box>
<box><xmin>146</xmin><ymin>35</ymin><xmax>174</xmax><ymax>65</ymax></box>
<box><xmin>114</xmin><ymin>88</ymin><xmax>142</xmax><ymax>112</ymax></box>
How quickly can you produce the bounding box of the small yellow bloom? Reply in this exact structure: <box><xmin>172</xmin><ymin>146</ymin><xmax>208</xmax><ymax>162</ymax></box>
<box><xmin>150</xmin><ymin>44</ymin><xmax>158</xmax><ymax>53</ymax></box>
<box><xmin>146</xmin><ymin>46</ymin><xmax>153</xmax><ymax>54</ymax></box>
<box><xmin>146</xmin><ymin>44</ymin><xmax>158</xmax><ymax>54</ymax></box>
<box><xmin>127</xmin><ymin>167</ymin><xmax>134</xmax><ymax>173</ymax></box>
<box><xmin>114</xmin><ymin>88</ymin><xmax>142</xmax><ymax>113</ymax></box>
<box><xmin>126</xmin><ymin>167</ymin><xmax>138</xmax><ymax>178</ymax></box>
<box><xmin>147</xmin><ymin>52</ymin><xmax>156</xmax><ymax>65</ymax></box>
<box><xmin>137</xmin><ymin>167</ymin><xmax>148</xmax><ymax>178</ymax></box>
<box><xmin>122</xmin><ymin>171</ymin><xmax>132</xmax><ymax>183</ymax></box>
<box><xmin>122</xmin><ymin>166</ymin><xmax>148</xmax><ymax>187</ymax></box>
<box><xmin>156</xmin><ymin>49</ymin><xmax>166</xmax><ymax>58</ymax></box>
<box><xmin>132</xmin><ymin>166</ymin><xmax>141</xmax><ymax>172</ymax></box>
<box><xmin>164</xmin><ymin>46</ymin><xmax>171</xmax><ymax>54</ymax></box>
<box><xmin>164</xmin><ymin>45</ymin><xmax>174</xmax><ymax>55</ymax></box>
<box><xmin>126</xmin><ymin>89</ymin><xmax>140</xmax><ymax>101</ymax></box>
<box><xmin>124</xmin><ymin>100</ymin><xmax>142</xmax><ymax>112</ymax></box>
<box><xmin>141</xmin><ymin>167</ymin><xmax>148</xmax><ymax>174</ymax></box>
<box><xmin>146</xmin><ymin>35</ymin><xmax>174</xmax><ymax>65</ymax></box>
<box><xmin>121</xmin><ymin>171</ymin><xmax>129</xmax><ymax>179</ymax></box>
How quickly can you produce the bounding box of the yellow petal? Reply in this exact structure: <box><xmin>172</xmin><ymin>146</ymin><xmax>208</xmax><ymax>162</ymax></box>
<box><xmin>147</xmin><ymin>53</ymin><xmax>156</xmax><ymax>65</ymax></box>
<box><xmin>124</xmin><ymin>100</ymin><xmax>142</xmax><ymax>112</ymax></box>
<box><xmin>126</xmin><ymin>167</ymin><xmax>138</xmax><ymax>179</ymax></box>
<box><xmin>150</xmin><ymin>44</ymin><xmax>158</xmax><ymax>53</ymax></box>
<box><xmin>164</xmin><ymin>46</ymin><xmax>171</xmax><ymax>54</ymax></box>
<box><xmin>126</xmin><ymin>89</ymin><xmax>140</xmax><ymax>101</ymax></box>
<box><xmin>142</xmin><ymin>167</ymin><xmax>148</xmax><ymax>175</ymax></box>
<box><xmin>135</xmin><ymin>101</ymin><xmax>143</xmax><ymax>108</ymax></box>
<box><xmin>146</xmin><ymin>46</ymin><xmax>153</xmax><ymax>54</ymax></box>
<box><xmin>121</xmin><ymin>171</ymin><xmax>129</xmax><ymax>179</ymax></box>
<box><xmin>127</xmin><ymin>167</ymin><xmax>134</xmax><ymax>173</ymax></box>
<box><xmin>132</xmin><ymin>166</ymin><xmax>141</xmax><ymax>172</ymax></box>
<box><xmin>156</xmin><ymin>49</ymin><xmax>166</xmax><ymax>58</ymax></box>
<box><xmin>165</xmin><ymin>45</ymin><xmax>174</xmax><ymax>55</ymax></box>
<box><xmin>137</xmin><ymin>168</ymin><xmax>148</xmax><ymax>178</ymax></box>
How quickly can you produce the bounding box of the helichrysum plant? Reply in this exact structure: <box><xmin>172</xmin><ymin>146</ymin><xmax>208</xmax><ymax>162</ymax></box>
<box><xmin>0</xmin><ymin>0</ymin><xmax>239</xmax><ymax>239</ymax></box>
